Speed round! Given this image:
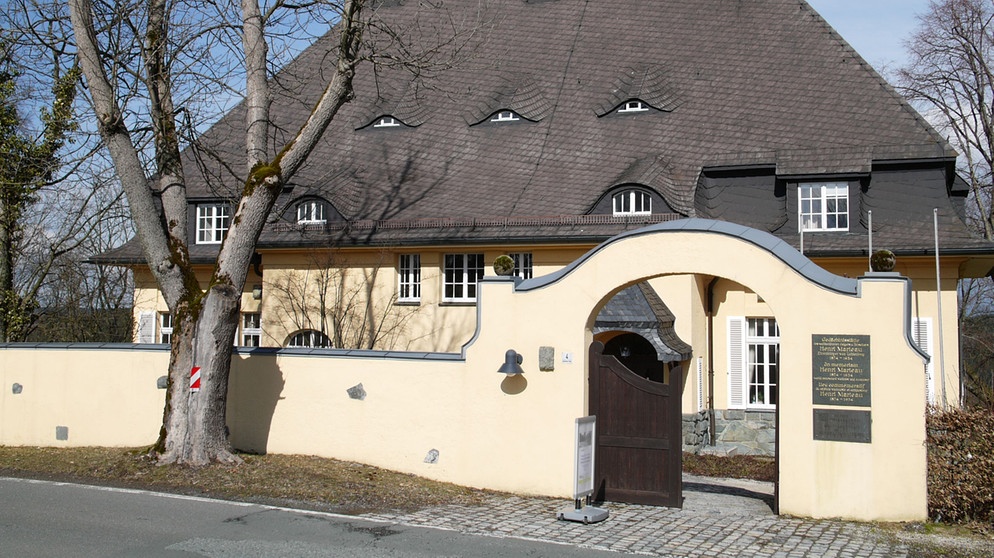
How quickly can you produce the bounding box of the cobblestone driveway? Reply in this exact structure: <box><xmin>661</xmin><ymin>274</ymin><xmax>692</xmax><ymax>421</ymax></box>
<box><xmin>360</xmin><ymin>475</ymin><xmax>909</xmax><ymax>557</ymax></box>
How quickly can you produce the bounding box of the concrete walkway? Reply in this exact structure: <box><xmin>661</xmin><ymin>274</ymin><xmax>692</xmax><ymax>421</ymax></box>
<box><xmin>360</xmin><ymin>475</ymin><xmax>909</xmax><ymax>557</ymax></box>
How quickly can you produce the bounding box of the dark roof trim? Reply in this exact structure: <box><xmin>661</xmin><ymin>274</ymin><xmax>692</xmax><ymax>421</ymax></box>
<box><xmin>778</xmin><ymin>173</ymin><xmax>869</xmax><ymax>181</ymax></box>
<box><xmin>701</xmin><ymin>163</ymin><xmax>777</xmax><ymax>174</ymax></box>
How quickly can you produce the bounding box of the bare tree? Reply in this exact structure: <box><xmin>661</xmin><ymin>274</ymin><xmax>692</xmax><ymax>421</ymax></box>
<box><xmin>899</xmin><ymin>0</ymin><xmax>994</xmax><ymax>239</ymax></box>
<box><xmin>68</xmin><ymin>0</ymin><xmax>486</xmax><ymax>465</ymax></box>
<box><xmin>0</xmin><ymin>39</ymin><xmax>81</xmax><ymax>341</ymax></box>
<box><xmin>900</xmin><ymin>1</ymin><xmax>994</xmax><ymax>408</ymax></box>
<box><xmin>1</xmin><ymin>3</ymin><xmax>135</xmax><ymax>343</ymax></box>
<box><xmin>25</xmin><ymin>171</ymin><xmax>134</xmax><ymax>342</ymax></box>
<box><xmin>266</xmin><ymin>251</ymin><xmax>421</xmax><ymax>350</ymax></box>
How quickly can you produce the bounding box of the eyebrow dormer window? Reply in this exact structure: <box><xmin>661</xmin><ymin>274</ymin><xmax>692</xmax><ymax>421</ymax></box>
<box><xmin>490</xmin><ymin>110</ymin><xmax>521</xmax><ymax>122</ymax></box>
<box><xmin>373</xmin><ymin>116</ymin><xmax>401</xmax><ymax>128</ymax></box>
<box><xmin>296</xmin><ymin>200</ymin><xmax>327</xmax><ymax>224</ymax></box>
<box><xmin>617</xmin><ymin>100</ymin><xmax>649</xmax><ymax>113</ymax></box>
<box><xmin>613</xmin><ymin>189</ymin><xmax>652</xmax><ymax>215</ymax></box>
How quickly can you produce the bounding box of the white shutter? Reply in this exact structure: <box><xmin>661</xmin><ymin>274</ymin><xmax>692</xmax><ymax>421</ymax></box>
<box><xmin>696</xmin><ymin>356</ymin><xmax>704</xmax><ymax>412</ymax></box>
<box><xmin>728</xmin><ymin>316</ymin><xmax>746</xmax><ymax>408</ymax></box>
<box><xmin>912</xmin><ymin>318</ymin><xmax>935</xmax><ymax>405</ymax></box>
<box><xmin>137</xmin><ymin>312</ymin><xmax>155</xmax><ymax>344</ymax></box>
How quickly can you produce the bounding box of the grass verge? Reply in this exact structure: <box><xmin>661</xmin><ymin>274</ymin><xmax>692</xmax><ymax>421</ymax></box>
<box><xmin>0</xmin><ymin>446</ymin><xmax>487</xmax><ymax>514</ymax></box>
<box><xmin>682</xmin><ymin>453</ymin><xmax>775</xmax><ymax>482</ymax></box>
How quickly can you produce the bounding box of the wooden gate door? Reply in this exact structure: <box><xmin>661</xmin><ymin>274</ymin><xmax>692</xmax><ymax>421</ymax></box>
<box><xmin>589</xmin><ymin>341</ymin><xmax>682</xmax><ymax>507</ymax></box>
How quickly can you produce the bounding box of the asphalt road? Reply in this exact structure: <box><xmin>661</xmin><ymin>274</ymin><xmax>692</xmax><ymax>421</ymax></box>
<box><xmin>0</xmin><ymin>477</ymin><xmax>623</xmax><ymax>557</ymax></box>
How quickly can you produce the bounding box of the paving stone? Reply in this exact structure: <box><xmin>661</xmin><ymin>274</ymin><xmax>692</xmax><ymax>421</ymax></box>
<box><xmin>358</xmin><ymin>474</ymin><xmax>909</xmax><ymax>557</ymax></box>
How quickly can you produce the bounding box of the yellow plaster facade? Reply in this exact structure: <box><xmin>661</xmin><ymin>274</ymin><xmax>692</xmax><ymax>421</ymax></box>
<box><xmin>4</xmin><ymin>223</ymin><xmax>935</xmax><ymax>520</ymax></box>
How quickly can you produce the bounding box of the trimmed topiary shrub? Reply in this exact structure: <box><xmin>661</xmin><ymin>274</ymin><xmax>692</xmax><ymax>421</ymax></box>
<box><xmin>927</xmin><ymin>407</ymin><xmax>994</xmax><ymax>523</ymax></box>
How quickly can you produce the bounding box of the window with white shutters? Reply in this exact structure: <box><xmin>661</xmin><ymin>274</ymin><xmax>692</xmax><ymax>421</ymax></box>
<box><xmin>137</xmin><ymin>311</ymin><xmax>155</xmax><ymax>344</ymax></box>
<box><xmin>728</xmin><ymin>317</ymin><xmax>746</xmax><ymax>408</ymax></box>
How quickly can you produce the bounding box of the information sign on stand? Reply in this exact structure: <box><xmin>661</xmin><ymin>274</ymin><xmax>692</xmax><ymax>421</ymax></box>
<box><xmin>557</xmin><ymin>416</ymin><xmax>609</xmax><ymax>524</ymax></box>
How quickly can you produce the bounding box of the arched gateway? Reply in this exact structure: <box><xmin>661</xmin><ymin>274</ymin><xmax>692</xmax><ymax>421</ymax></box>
<box><xmin>465</xmin><ymin>218</ymin><xmax>929</xmax><ymax>521</ymax></box>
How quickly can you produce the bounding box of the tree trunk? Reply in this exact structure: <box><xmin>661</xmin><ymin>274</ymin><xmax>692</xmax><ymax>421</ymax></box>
<box><xmin>157</xmin><ymin>283</ymin><xmax>242</xmax><ymax>465</ymax></box>
<box><xmin>69</xmin><ymin>0</ymin><xmax>364</xmax><ymax>466</ymax></box>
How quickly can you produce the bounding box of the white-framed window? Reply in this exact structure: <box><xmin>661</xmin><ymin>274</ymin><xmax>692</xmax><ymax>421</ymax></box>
<box><xmin>612</xmin><ymin>189</ymin><xmax>652</xmax><ymax>215</ymax></box>
<box><xmin>510</xmin><ymin>252</ymin><xmax>533</xmax><ymax>280</ymax></box>
<box><xmin>159</xmin><ymin>312</ymin><xmax>174</xmax><ymax>345</ymax></box>
<box><xmin>747</xmin><ymin>318</ymin><xmax>779</xmax><ymax>409</ymax></box>
<box><xmin>728</xmin><ymin>316</ymin><xmax>780</xmax><ymax>409</ymax></box>
<box><xmin>373</xmin><ymin>116</ymin><xmax>400</xmax><ymax>128</ymax></box>
<box><xmin>240</xmin><ymin>313</ymin><xmax>261</xmax><ymax>347</ymax></box>
<box><xmin>618</xmin><ymin>100</ymin><xmax>648</xmax><ymax>113</ymax></box>
<box><xmin>398</xmin><ymin>254</ymin><xmax>421</xmax><ymax>302</ymax></box>
<box><xmin>799</xmin><ymin>182</ymin><xmax>849</xmax><ymax>231</ymax></box>
<box><xmin>490</xmin><ymin>110</ymin><xmax>520</xmax><ymax>122</ymax></box>
<box><xmin>197</xmin><ymin>203</ymin><xmax>230</xmax><ymax>244</ymax></box>
<box><xmin>296</xmin><ymin>200</ymin><xmax>326</xmax><ymax>224</ymax></box>
<box><xmin>286</xmin><ymin>330</ymin><xmax>331</xmax><ymax>348</ymax></box>
<box><xmin>443</xmin><ymin>253</ymin><xmax>484</xmax><ymax>302</ymax></box>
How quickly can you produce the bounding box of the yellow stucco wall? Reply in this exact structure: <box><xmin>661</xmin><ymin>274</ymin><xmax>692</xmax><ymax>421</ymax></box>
<box><xmin>74</xmin><ymin>224</ymin><xmax>935</xmax><ymax>521</ymax></box>
<box><xmin>131</xmin><ymin>245</ymin><xmax>962</xmax><ymax>414</ymax></box>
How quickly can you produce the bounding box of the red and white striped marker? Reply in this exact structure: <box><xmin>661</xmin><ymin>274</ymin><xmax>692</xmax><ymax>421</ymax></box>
<box><xmin>190</xmin><ymin>366</ymin><xmax>201</xmax><ymax>392</ymax></box>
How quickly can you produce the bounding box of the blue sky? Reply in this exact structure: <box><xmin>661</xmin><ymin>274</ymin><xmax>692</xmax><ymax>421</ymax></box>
<box><xmin>806</xmin><ymin>0</ymin><xmax>932</xmax><ymax>71</ymax></box>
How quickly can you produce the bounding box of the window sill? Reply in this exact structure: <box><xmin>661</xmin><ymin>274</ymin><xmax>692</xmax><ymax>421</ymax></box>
<box><xmin>440</xmin><ymin>301</ymin><xmax>477</xmax><ymax>307</ymax></box>
<box><xmin>395</xmin><ymin>300</ymin><xmax>421</xmax><ymax>306</ymax></box>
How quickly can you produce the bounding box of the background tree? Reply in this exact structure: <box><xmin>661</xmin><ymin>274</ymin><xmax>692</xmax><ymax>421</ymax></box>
<box><xmin>1</xmin><ymin>2</ymin><xmax>134</xmax><ymax>344</ymax></box>
<box><xmin>0</xmin><ymin>42</ymin><xmax>81</xmax><ymax>341</ymax></box>
<box><xmin>899</xmin><ymin>0</ymin><xmax>994</xmax><ymax>407</ymax></box>
<box><xmin>899</xmin><ymin>0</ymin><xmax>994</xmax><ymax>239</ymax></box>
<box><xmin>68</xmin><ymin>0</ymin><xmax>486</xmax><ymax>465</ymax></box>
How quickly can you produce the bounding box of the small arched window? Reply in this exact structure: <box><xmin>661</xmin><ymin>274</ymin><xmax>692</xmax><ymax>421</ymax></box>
<box><xmin>296</xmin><ymin>200</ymin><xmax>327</xmax><ymax>224</ymax></box>
<box><xmin>286</xmin><ymin>330</ymin><xmax>331</xmax><ymax>348</ymax></box>
<box><xmin>490</xmin><ymin>110</ymin><xmax>521</xmax><ymax>122</ymax></box>
<box><xmin>612</xmin><ymin>189</ymin><xmax>652</xmax><ymax>215</ymax></box>
<box><xmin>617</xmin><ymin>100</ymin><xmax>649</xmax><ymax>113</ymax></box>
<box><xmin>373</xmin><ymin>116</ymin><xmax>401</xmax><ymax>128</ymax></box>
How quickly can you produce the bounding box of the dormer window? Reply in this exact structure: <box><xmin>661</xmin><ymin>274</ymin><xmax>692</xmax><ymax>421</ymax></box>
<box><xmin>490</xmin><ymin>110</ymin><xmax>521</xmax><ymax>122</ymax></box>
<box><xmin>613</xmin><ymin>189</ymin><xmax>652</xmax><ymax>215</ymax></box>
<box><xmin>373</xmin><ymin>116</ymin><xmax>401</xmax><ymax>128</ymax></box>
<box><xmin>617</xmin><ymin>100</ymin><xmax>649</xmax><ymax>113</ymax></box>
<box><xmin>296</xmin><ymin>200</ymin><xmax>327</xmax><ymax>224</ymax></box>
<box><xmin>799</xmin><ymin>182</ymin><xmax>849</xmax><ymax>231</ymax></box>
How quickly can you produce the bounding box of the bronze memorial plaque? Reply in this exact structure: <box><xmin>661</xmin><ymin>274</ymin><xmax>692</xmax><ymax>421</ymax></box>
<box><xmin>813</xmin><ymin>409</ymin><xmax>872</xmax><ymax>443</ymax></box>
<box><xmin>812</xmin><ymin>334</ymin><xmax>871</xmax><ymax>407</ymax></box>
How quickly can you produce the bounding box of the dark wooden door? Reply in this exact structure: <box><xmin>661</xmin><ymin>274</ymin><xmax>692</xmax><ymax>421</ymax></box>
<box><xmin>589</xmin><ymin>341</ymin><xmax>682</xmax><ymax>507</ymax></box>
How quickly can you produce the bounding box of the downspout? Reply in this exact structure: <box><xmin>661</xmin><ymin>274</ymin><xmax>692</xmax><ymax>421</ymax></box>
<box><xmin>707</xmin><ymin>277</ymin><xmax>720</xmax><ymax>446</ymax></box>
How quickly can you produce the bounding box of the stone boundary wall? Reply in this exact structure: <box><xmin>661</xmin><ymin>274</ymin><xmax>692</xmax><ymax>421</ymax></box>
<box><xmin>683</xmin><ymin>409</ymin><xmax>776</xmax><ymax>456</ymax></box>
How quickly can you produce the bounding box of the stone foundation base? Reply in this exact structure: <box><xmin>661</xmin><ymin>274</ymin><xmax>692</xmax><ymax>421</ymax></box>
<box><xmin>682</xmin><ymin>409</ymin><xmax>776</xmax><ymax>456</ymax></box>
